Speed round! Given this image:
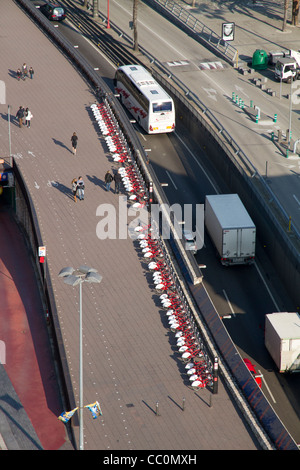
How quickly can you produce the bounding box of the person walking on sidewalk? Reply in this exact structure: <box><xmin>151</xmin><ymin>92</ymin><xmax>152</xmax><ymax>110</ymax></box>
<box><xmin>25</xmin><ymin>108</ymin><xmax>33</xmax><ymax>128</ymax></box>
<box><xmin>105</xmin><ymin>170</ymin><xmax>113</xmax><ymax>191</ymax></box>
<box><xmin>77</xmin><ymin>176</ymin><xmax>85</xmax><ymax>200</ymax></box>
<box><xmin>113</xmin><ymin>170</ymin><xmax>122</xmax><ymax>194</ymax></box>
<box><xmin>22</xmin><ymin>63</ymin><xmax>28</xmax><ymax>79</ymax></box>
<box><xmin>71</xmin><ymin>178</ymin><xmax>78</xmax><ymax>202</ymax></box>
<box><xmin>29</xmin><ymin>66</ymin><xmax>34</xmax><ymax>79</ymax></box>
<box><xmin>71</xmin><ymin>132</ymin><xmax>78</xmax><ymax>155</ymax></box>
<box><xmin>16</xmin><ymin>106</ymin><xmax>24</xmax><ymax>128</ymax></box>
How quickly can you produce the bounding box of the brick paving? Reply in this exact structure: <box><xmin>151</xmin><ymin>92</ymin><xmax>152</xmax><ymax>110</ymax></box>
<box><xmin>0</xmin><ymin>1</ymin><xmax>260</xmax><ymax>449</ymax></box>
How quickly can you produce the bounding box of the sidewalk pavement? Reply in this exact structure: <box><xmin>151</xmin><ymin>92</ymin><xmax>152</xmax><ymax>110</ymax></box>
<box><xmin>0</xmin><ymin>0</ymin><xmax>262</xmax><ymax>450</ymax></box>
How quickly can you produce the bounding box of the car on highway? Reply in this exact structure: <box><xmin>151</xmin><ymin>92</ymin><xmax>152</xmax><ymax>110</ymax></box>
<box><xmin>38</xmin><ymin>2</ymin><xmax>67</xmax><ymax>21</ymax></box>
<box><xmin>183</xmin><ymin>229</ymin><xmax>197</xmax><ymax>255</ymax></box>
<box><xmin>243</xmin><ymin>358</ymin><xmax>262</xmax><ymax>388</ymax></box>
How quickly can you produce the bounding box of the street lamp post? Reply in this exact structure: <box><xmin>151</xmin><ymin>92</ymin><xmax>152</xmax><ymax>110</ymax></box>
<box><xmin>58</xmin><ymin>265</ymin><xmax>102</xmax><ymax>450</ymax></box>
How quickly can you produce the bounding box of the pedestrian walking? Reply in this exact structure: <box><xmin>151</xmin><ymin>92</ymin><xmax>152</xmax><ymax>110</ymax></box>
<box><xmin>77</xmin><ymin>176</ymin><xmax>85</xmax><ymax>200</ymax></box>
<box><xmin>105</xmin><ymin>170</ymin><xmax>113</xmax><ymax>191</ymax></box>
<box><xmin>71</xmin><ymin>178</ymin><xmax>78</xmax><ymax>202</ymax></box>
<box><xmin>71</xmin><ymin>132</ymin><xmax>78</xmax><ymax>155</ymax></box>
<box><xmin>16</xmin><ymin>106</ymin><xmax>24</xmax><ymax>128</ymax></box>
<box><xmin>16</xmin><ymin>68</ymin><xmax>22</xmax><ymax>81</ymax></box>
<box><xmin>22</xmin><ymin>63</ymin><xmax>28</xmax><ymax>79</ymax></box>
<box><xmin>25</xmin><ymin>108</ymin><xmax>33</xmax><ymax>128</ymax></box>
<box><xmin>113</xmin><ymin>171</ymin><xmax>122</xmax><ymax>194</ymax></box>
<box><xmin>29</xmin><ymin>66</ymin><xmax>34</xmax><ymax>79</ymax></box>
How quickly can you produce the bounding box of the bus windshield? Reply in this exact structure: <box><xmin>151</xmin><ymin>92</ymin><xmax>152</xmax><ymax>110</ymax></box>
<box><xmin>152</xmin><ymin>101</ymin><xmax>172</xmax><ymax>113</ymax></box>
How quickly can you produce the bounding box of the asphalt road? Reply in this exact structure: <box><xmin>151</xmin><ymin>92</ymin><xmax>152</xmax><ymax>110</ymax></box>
<box><xmin>104</xmin><ymin>0</ymin><xmax>300</xmax><ymax>234</ymax></box>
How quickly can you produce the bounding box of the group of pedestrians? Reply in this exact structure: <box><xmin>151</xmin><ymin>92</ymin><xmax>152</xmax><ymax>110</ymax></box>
<box><xmin>16</xmin><ymin>62</ymin><xmax>34</xmax><ymax>128</ymax></box>
<box><xmin>16</xmin><ymin>63</ymin><xmax>34</xmax><ymax>81</ymax></box>
<box><xmin>16</xmin><ymin>105</ymin><xmax>33</xmax><ymax>128</ymax></box>
<box><xmin>105</xmin><ymin>170</ymin><xmax>122</xmax><ymax>194</ymax></box>
<box><xmin>70</xmin><ymin>170</ymin><xmax>122</xmax><ymax>203</ymax></box>
<box><xmin>71</xmin><ymin>176</ymin><xmax>85</xmax><ymax>202</ymax></box>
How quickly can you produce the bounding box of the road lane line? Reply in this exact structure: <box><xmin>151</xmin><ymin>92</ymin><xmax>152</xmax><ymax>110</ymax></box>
<box><xmin>166</xmin><ymin>170</ymin><xmax>178</xmax><ymax>189</ymax></box>
<box><xmin>175</xmin><ymin>133</ymin><xmax>219</xmax><ymax>193</ymax></box>
<box><xmin>254</xmin><ymin>262</ymin><xmax>280</xmax><ymax>312</ymax></box>
<box><xmin>223</xmin><ymin>289</ymin><xmax>236</xmax><ymax>317</ymax></box>
<box><xmin>259</xmin><ymin>370</ymin><xmax>277</xmax><ymax>403</ymax></box>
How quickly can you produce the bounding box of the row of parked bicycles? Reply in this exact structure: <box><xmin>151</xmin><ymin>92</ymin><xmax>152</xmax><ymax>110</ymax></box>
<box><xmin>91</xmin><ymin>102</ymin><xmax>148</xmax><ymax>209</ymax></box>
<box><xmin>91</xmin><ymin>100</ymin><xmax>213</xmax><ymax>390</ymax></box>
<box><xmin>135</xmin><ymin>223</ymin><xmax>214</xmax><ymax>390</ymax></box>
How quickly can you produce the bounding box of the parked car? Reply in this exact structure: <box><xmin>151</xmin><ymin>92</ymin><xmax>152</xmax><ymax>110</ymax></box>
<box><xmin>39</xmin><ymin>2</ymin><xmax>67</xmax><ymax>21</ymax></box>
<box><xmin>243</xmin><ymin>358</ymin><xmax>262</xmax><ymax>388</ymax></box>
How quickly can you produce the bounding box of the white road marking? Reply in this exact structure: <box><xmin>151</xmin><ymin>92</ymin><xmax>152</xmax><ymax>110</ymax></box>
<box><xmin>293</xmin><ymin>194</ymin><xmax>300</xmax><ymax>207</ymax></box>
<box><xmin>166</xmin><ymin>170</ymin><xmax>178</xmax><ymax>189</ymax></box>
<box><xmin>175</xmin><ymin>132</ymin><xmax>219</xmax><ymax>193</ymax></box>
<box><xmin>259</xmin><ymin>370</ymin><xmax>277</xmax><ymax>403</ymax></box>
<box><xmin>223</xmin><ymin>289</ymin><xmax>236</xmax><ymax>317</ymax></box>
<box><xmin>254</xmin><ymin>262</ymin><xmax>280</xmax><ymax>312</ymax></box>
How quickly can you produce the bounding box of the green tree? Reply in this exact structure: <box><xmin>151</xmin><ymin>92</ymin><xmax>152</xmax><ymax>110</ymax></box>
<box><xmin>292</xmin><ymin>0</ymin><xmax>299</xmax><ymax>25</ymax></box>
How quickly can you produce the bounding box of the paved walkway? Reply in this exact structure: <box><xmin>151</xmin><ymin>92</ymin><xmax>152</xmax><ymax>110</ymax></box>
<box><xmin>0</xmin><ymin>0</ymin><xmax>261</xmax><ymax>450</ymax></box>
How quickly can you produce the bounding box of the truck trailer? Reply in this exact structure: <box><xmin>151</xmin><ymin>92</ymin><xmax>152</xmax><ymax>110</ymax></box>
<box><xmin>265</xmin><ymin>312</ymin><xmax>300</xmax><ymax>373</ymax></box>
<box><xmin>205</xmin><ymin>194</ymin><xmax>256</xmax><ymax>266</ymax></box>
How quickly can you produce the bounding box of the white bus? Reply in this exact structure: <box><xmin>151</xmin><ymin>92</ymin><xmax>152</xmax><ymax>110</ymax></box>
<box><xmin>114</xmin><ymin>65</ymin><xmax>175</xmax><ymax>134</ymax></box>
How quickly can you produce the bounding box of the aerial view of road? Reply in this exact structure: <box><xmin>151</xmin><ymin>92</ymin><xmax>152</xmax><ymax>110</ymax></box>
<box><xmin>0</xmin><ymin>0</ymin><xmax>299</xmax><ymax>453</ymax></box>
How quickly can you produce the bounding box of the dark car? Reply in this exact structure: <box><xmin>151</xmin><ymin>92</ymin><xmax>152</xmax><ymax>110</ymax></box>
<box><xmin>39</xmin><ymin>2</ymin><xmax>67</xmax><ymax>21</ymax></box>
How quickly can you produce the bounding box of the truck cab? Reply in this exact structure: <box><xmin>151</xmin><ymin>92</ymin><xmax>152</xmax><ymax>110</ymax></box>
<box><xmin>275</xmin><ymin>57</ymin><xmax>299</xmax><ymax>83</ymax></box>
<box><xmin>274</xmin><ymin>50</ymin><xmax>300</xmax><ymax>83</ymax></box>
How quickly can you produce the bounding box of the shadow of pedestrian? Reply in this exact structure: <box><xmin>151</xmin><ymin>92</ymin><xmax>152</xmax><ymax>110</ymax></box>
<box><xmin>0</xmin><ymin>113</ymin><xmax>19</xmax><ymax>126</ymax></box>
<box><xmin>53</xmin><ymin>181</ymin><xmax>74</xmax><ymax>200</ymax></box>
<box><xmin>52</xmin><ymin>138</ymin><xmax>72</xmax><ymax>153</ymax></box>
<box><xmin>8</xmin><ymin>69</ymin><xmax>20</xmax><ymax>80</ymax></box>
<box><xmin>86</xmin><ymin>174</ymin><xmax>106</xmax><ymax>190</ymax></box>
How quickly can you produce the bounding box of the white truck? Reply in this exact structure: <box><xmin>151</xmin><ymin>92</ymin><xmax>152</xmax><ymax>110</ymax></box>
<box><xmin>274</xmin><ymin>49</ymin><xmax>300</xmax><ymax>83</ymax></box>
<box><xmin>205</xmin><ymin>194</ymin><xmax>256</xmax><ymax>266</ymax></box>
<box><xmin>265</xmin><ymin>312</ymin><xmax>300</xmax><ymax>373</ymax></box>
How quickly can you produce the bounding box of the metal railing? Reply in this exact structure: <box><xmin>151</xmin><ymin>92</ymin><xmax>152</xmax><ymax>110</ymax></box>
<box><xmin>144</xmin><ymin>0</ymin><xmax>238</xmax><ymax>64</ymax></box>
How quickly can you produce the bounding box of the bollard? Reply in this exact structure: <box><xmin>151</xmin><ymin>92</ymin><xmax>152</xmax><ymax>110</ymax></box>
<box><xmin>182</xmin><ymin>397</ymin><xmax>185</xmax><ymax>411</ymax></box>
<box><xmin>250</xmin><ymin>100</ymin><xmax>253</xmax><ymax>107</ymax></box>
<box><xmin>271</xmin><ymin>132</ymin><xmax>274</xmax><ymax>141</ymax></box>
<box><xmin>273</xmin><ymin>113</ymin><xmax>277</xmax><ymax>123</ymax></box>
<box><xmin>232</xmin><ymin>92</ymin><xmax>235</xmax><ymax>101</ymax></box>
<box><xmin>255</xmin><ymin>114</ymin><xmax>259</xmax><ymax>123</ymax></box>
<box><xmin>155</xmin><ymin>401</ymin><xmax>159</xmax><ymax>416</ymax></box>
<box><xmin>235</xmin><ymin>94</ymin><xmax>238</xmax><ymax>104</ymax></box>
<box><xmin>286</xmin><ymin>148</ymin><xmax>289</xmax><ymax>158</ymax></box>
<box><xmin>212</xmin><ymin>357</ymin><xmax>219</xmax><ymax>394</ymax></box>
<box><xmin>288</xmin><ymin>216</ymin><xmax>292</xmax><ymax>232</ymax></box>
<box><xmin>239</xmin><ymin>98</ymin><xmax>242</xmax><ymax>107</ymax></box>
<box><xmin>241</xmin><ymin>100</ymin><xmax>244</xmax><ymax>109</ymax></box>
